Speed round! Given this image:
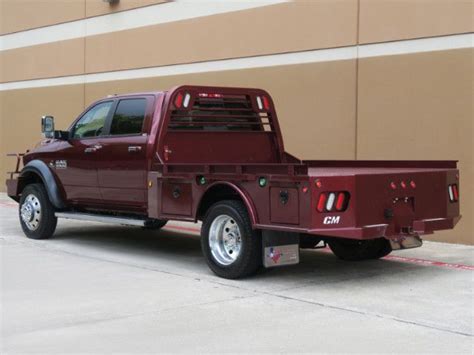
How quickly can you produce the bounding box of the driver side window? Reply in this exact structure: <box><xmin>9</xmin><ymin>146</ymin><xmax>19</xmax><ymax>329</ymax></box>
<box><xmin>72</xmin><ymin>101</ymin><xmax>113</xmax><ymax>139</ymax></box>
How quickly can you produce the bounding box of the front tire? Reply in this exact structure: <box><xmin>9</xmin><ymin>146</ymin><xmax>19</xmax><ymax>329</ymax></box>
<box><xmin>19</xmin><ymin>183</ymin><xmax>57</xmax><ymax>239</ymax></box>
<box><xmin>328</xmin><ymin>237</ymin><xmax>392</xmax><ymax>261</ymax></box>
<box><xmin>201</xmin><ymin>200</ymin><xmax>261</xmax><ymax>279</ymax></box>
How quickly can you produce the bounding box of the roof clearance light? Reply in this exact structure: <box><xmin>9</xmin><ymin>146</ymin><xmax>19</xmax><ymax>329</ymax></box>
<box><xmin>174</xmin><ymin>92</ymin><xmax>184</xmax><ymax>108</ymax></box>
<box><xmin>262</xmin><ymin>96</ymin><xmax>270</xmax><ymax>110</ymax></box>
<box><xmin>401</xmin><ymin>181</ymin><xmax>407</xmax><ymax>189</ymax></box>
<box><xmin>198</xmin><ymin>93</ymin><xmax>223</xmax><ymax>98</ymax></box>
<box><xmin>183</xmin><ymin>93</ymin><xmax>191</xmax><ymax>108</ymax></box>
<box><xmin>315</xmin><ymin>179</ymin><xmax>322</xmax><ymax>188</ymax></box>
<box><xmin>256</xmin><ymin>96</ymin><xmax>263</xmax><ymax>110</ymax></box>
<box><xmin>410</xmin><ymin>180</ymin><xmax>416</xmax><ymax>188</ymax></box>
<box><xmin>326</xmin><ymin>193</ymin><xmax>336</xmax><ymax>211</ymax></box>
<box><xmin>390</xmin><ymin>182</ymin><xmax>397</xmax><ymax>190</ymax></box>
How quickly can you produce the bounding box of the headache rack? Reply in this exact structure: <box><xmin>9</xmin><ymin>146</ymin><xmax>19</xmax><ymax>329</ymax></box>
<box><xmin>168</xmin><ymin>93</ymin><xmax>274</xmax><ymax>132</ymax></box>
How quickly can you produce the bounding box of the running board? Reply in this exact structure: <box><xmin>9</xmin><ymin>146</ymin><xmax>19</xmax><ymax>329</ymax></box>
<box><xmin>55</xmin><ymin>212</ymin><xmax>146</xmax><ymax>227</ymax></box>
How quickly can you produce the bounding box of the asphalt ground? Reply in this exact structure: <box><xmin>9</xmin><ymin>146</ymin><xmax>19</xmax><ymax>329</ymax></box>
<box><xmin>1</xmin><ymin>194</ymin><xmax>473</xmax><ymax>354</ymax></box>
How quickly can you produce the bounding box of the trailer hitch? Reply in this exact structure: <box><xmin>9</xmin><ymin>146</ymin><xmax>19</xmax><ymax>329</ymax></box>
<box><xmin>389</xmin><ymin>235</ymin><xmax>422</xmax><ymax>250</ymax></box>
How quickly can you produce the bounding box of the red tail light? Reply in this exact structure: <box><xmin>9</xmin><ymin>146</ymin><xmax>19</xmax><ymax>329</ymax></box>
<box><xmin>452</xmin><ymin>184</ymin><xmax>459</xmax><ymax>200</ymax></box>
<box><xmin>262</xmin><ymin>96</ymin><xmax>270</xmax><ymax>110</ymax></box>
<box><xmin>317</xmin><ymin>193</ymin><xmax>327</xmax><ymax>212</ymax></box>
<box><xmin>256</xmin><ymin>96</ymin><xmax>271</xmax><ymax>111</ymax></box>
<box><xmin>335</xmin><ymin>192</ymin><xmax>347</xmax><ymax>211</ymax></box>
<box><xmin>174</xmin><ymin>92</ymin><xmax>184</xmax><ymax>108</ymax></box>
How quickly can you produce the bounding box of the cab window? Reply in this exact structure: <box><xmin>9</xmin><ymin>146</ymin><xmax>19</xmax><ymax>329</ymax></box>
<box><xmin>73</xmin><ymin>101</ymin><xmax>113</xmax><ymax>139</ymax></box>
<box><xmin>109</xmin><ymin>99</ymin><xmax>147</xmax><ymax>135</ymax></box>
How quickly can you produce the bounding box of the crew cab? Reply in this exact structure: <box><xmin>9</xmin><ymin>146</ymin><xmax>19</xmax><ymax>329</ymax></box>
<box><xmin>6</xmin><ymin>85</ymin><xmax>461</xmax><ymax>279</ymax></box>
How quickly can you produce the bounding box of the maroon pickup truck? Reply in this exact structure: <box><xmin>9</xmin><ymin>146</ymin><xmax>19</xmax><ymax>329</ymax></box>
<box><xmin>6</xmin><ymin>85</ymin><xmax>461</xmax><ymax>279</ymax></box>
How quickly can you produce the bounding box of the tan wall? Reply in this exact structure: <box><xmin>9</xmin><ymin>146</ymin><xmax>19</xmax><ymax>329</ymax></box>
<box><xmin>85</xmin><ymin>0</ymin><xmax>166</xmax><ymax>17</ymax></box>
<box><xmin>0</xmin><ymin>0</ymin><xmax>85</xmax><ymax>35</ymax></box>
<box><xmin>0</xmin><ymin>39</ymin><xmax>85</xmax><ymax>83</ymax></box>
<box><xmin>359</xmin><ymin>0</ymin><xmax>474</xmax><ymax>44</ymax></box>
<box><xmin>357</xmin><ymin>48</ymin><xmax>473</xmax><ymax>244</ymax></box>
<box><xmin>0</xmin><ymin>1</ymin><xmax>358</xmax><ymax>82</ymax></box>
<box><xmin>0</xmin><ymin>0</ymin><xmax>166</xmax><ymax>35</ymax></box>
<box><xmin>85</xmin><ymin>1</ymin><xmax>357</xmax><ymax>74</ymax></box>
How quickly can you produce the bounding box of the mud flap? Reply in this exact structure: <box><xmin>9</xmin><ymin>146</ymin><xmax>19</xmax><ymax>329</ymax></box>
<box><xmin>262</xmin><ymin>230</ymin><xmax>299</xmax><ymax>268</ymax></box>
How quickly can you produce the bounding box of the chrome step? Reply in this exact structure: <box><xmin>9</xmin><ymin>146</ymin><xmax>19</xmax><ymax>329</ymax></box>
<box><xmin>55</xmin><ymin>212</ymin><xmax>146</xmax><ymax>227</ymax></box>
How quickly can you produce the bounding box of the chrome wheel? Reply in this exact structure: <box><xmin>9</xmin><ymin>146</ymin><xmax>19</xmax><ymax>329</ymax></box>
<box><xmin>20</xmin><ymin>194</ymin><xmax>42</xmax><ymax>231</ymax></box>
<box><xmin>208</xmin><ymin>214</ymin><xmax>242</xmax><ymax>266</ymax></box>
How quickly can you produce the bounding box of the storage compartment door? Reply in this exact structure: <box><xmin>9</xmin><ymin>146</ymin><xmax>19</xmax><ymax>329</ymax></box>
<box><xmin>270</xmin><ymin>187</ymin><xmax>299</xmax><ymax>225</ymax></box>
<box><xmin>161</xmin><ymin>182</ymin><xmax>193</xmax><ymax>216</ymax></box>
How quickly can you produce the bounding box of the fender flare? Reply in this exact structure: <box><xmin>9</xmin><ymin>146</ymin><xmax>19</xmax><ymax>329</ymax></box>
<box><xmin>20</xmin><ymin>160</ymin><xmax>66</xmax><ymax>209</ymax></box>
<box><xmin>196</xmin><ymin>181</ymin><xmax>258</xmax><ymax>226</ymax></box>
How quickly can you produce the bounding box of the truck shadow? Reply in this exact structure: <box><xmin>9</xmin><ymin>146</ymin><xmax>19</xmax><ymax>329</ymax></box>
<box><xmin>52</xmin><ymin>224</ymin><xmax>437</xmax><ymax>283</ymax></box>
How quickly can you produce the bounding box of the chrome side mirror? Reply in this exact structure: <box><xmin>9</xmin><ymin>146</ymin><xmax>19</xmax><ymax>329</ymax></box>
<box><xmin>41</xmin><ymin>115</ymin><xmax>55</xmax><ymax>138</ymax></box>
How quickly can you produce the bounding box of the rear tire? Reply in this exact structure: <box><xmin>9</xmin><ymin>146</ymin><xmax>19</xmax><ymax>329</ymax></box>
<box><xmin>19</xmin><ymin>183</ymin><xmax>57</xmax><ymax>240</ymax></box>
<box><xmin>201</xmin><ymin>200</ymin><xmax>261</xmax><ymax>279</ymax></box>
<box><xmin>328</xmin><ymin>237</ymin><xmax>392</xmax><ymax>261</ymax></box>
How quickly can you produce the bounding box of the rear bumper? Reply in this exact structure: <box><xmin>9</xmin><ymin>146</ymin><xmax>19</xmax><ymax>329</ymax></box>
<box><xmin>308</xmin><ymin>224</ymin><xmax>388</xmax><ymax>239</ymax></box>
<box><xmin>307</xmin><ymin>216</ymin><xmax>461</xmax><ymax>240</ymax></box>
<box><xmin>413</xmin><ymin>216</ymin><xmax>461</xmax><ymax>234</ymax></box>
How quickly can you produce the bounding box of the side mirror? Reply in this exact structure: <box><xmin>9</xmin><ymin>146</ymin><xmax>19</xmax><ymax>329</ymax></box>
<box><xmin>41</xmin><ymin>115</ymin><xmax>55</xmax><ymax>138</ymax></box>
<box><xmin>41</xmin><ymin>116</ymin><xmax>69</xmax><ymax>140</ymax></box>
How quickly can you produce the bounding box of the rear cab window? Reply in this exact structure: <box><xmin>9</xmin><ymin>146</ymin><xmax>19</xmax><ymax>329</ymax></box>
<box><xmin>109</xmin><ymin>98</ymin><xmax>147</xmax><ymax>136</ymax></box>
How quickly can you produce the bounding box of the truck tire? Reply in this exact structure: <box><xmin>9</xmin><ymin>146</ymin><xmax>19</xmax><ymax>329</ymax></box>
<box><xmin>328</xmin><ymin>237</ymin><xmax>392</xmax><ymax>261</ymax></box>
<box><xmin>143</xmin><ymin>219</ymin><xmax>167</xmax><ymax>230</ymax></box>
<box><xmin>19</xmin><ymin>183</ymin><xmax>57</xmax><ymax>240</ymax></box>
<box><xmin>201</xmin><ymin>200</ymin><xmax>261</xmax><ymax>279</ymax></box>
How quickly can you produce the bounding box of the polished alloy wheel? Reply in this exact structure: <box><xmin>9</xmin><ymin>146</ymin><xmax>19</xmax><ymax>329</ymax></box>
<box><xmin>20</xmin><ymin>194</ymin><xmax>42</xmax><ymax>231</ymax></box>
<box><xmin>208</xmin><ymin>214</ymin><xmax>242</xmax><ymax>266</ymax></box>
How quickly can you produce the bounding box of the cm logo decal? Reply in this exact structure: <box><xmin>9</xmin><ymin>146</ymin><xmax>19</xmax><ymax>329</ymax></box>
<box><xmin>323</xmin><ymin>216</ymin><xmax>340</xmax><ymax>225</ymax></box>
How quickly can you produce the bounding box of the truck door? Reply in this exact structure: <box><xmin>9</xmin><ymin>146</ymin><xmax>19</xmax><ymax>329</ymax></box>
<box><xmin>54</xmin><ymin>100</ymin><xmax>114</xmax><ymax>203</ymax></box>
<box><xmin>96</xmin><ymin>97</ymin><xmax>151</xmax><ymax>210</ymax></box>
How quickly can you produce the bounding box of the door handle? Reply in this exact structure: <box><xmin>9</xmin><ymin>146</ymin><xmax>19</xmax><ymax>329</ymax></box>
<box><xmin>128</xmin><ymin>146</ymin><xmax>142</xmax><ymax>153</ymax></box>
<box><xmin>84</xmin><ymin>144</ymin><xmax>102</xmax><ymax>154</ymax></box>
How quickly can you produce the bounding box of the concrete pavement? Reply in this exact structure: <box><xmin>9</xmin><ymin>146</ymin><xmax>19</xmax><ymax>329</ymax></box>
<box><xmin>1</xmin><ymin>194</ymin><xmax>473</xmax><ymax>353</ymax></box>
